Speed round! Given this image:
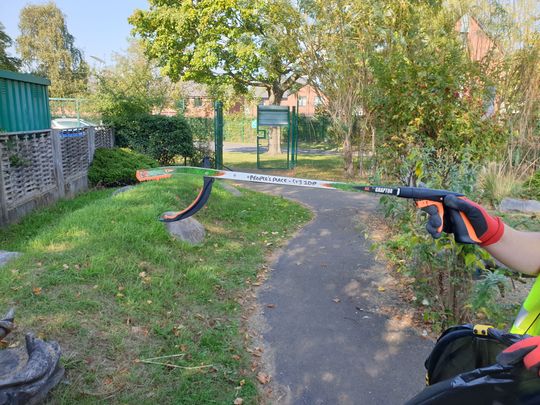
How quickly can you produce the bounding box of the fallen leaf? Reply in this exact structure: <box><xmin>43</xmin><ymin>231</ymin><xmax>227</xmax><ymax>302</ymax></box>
<box><xmin>234</xmin><ymin>399</ymin><xmax>244</xmax><ymax>405</ymax></box>
<box><xmin>266</xmin><ymin>304</ymin><xmax>276</xmax><ymax>308</ymax></box>
<box><xmin>239</xmin><ymin>379</ymin><xmax>245</xmax><ymax>386</ymax></box>
<box><xmin>232</xmin><ymin>354</ymin><xmax>241</xmax><ymax>361</ymax></box>
<box><xmin>377</xmin><ymin>286</ymin><xmax>386</xmax><ymax>292</ymax></box>
<box><xmin>257</xmin><ymin>372</ymin><xmax>270</xmax><ymax>384</ymax></box>
<box><xmin>62</xmin><ymin>264</ymin><xmax>69</xmax><ymax>270</ymax></box>
<box><xmin>32</xmin><ymin>287</ymin><xmax>42</xmax><ymax>296</ymax></box>
<box><xmin>131</xmin><ymin>326</ymin><xmax>149</xmax><ymax>336</ymax></box>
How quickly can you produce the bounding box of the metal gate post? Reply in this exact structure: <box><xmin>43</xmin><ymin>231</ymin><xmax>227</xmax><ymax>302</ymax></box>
<box><xmin>286</xmin><ymin>107</ymin><xmax>291</xmax><ymax>169</ymax></box>
<box><xmin>214</xmin><ymin>101</ymin><xmax>224</xmax><ymax>170</ymax></box>
<box><xmin>291</xmin><ymin>106</ymin><xmax>298</xmax><ymax>168</ymax></box>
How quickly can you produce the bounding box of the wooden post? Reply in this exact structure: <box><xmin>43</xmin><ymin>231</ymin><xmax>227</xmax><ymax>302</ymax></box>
<box><xmin>51</xmin><ymin>129</ymin><xmax>66</xmax><ymax>198</ymax></box>
<box><xmin>87</xmin><ymin>126</ymin><xmax>96</xmax><ymax>163</ymax></box>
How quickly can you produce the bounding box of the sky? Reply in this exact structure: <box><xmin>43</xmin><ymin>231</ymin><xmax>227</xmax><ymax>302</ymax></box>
<box><xmin>0</xmin><ymin>0</ymin><xmax>149</xmax><ymax>66</ymax></box>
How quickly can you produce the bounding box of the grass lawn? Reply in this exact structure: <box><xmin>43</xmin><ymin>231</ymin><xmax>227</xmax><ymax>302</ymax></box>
<box><xmin>224</xmin><ymin>151</ymin><xmax>353</xmax><ymax>182</ymax></box>
<box><xmin>0</xmin><ymin>175</ymin><xmax>311</xmax><ymax>404</ymax></box>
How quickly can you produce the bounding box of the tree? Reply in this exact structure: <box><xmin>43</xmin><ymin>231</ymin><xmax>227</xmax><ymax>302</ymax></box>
<box><xmin>302</xmin><ymin>0</ymin><xmax>377</xmax><ymax>177</ymax></box>
<box><xmin>91</xmin><ymin>40</ymin><xmax>175</xmax><ymax>121</ymax></box>
<box><xmin>130</xmin><ymin>0</ymin><xmax>305</xmax><ymax>154</ymax></box>
<box><xmin>17</xmin><ymin>2</ymin><xmax>88</xmax><ymax>97</ymax></box>
<box><xmin>0</xmin><ymin>22</ymin><xmax>21</xmax><ymax>71</ymax></box>
<box><xmin>369</xmin><ymin>0</ymin><xmax>504</xmax><ymax>184</ymax></box>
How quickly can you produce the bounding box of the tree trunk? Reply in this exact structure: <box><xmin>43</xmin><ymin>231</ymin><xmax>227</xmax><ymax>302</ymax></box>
<box><xmin>267</xmin><ymin>86</ymin><xmax>285</xmax><ymax>156</ymax></box>
<box><xmin>343</xmin><ymin>126</ymin><xmax>354</xmax><ymax>178</ymax></box>
<box><xmin>358</xmin><ymin>120</ymin><xmax>366</xmax><ymax>178</ymax></box>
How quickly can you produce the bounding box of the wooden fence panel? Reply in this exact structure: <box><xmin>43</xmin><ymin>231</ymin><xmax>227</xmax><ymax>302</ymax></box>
<box><xmin>0</xmin><ymin>127</ymin><xmax>114</xmax><ymax>227</ymax></box>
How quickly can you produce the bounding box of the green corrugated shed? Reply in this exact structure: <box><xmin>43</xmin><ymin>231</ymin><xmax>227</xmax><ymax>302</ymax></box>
<box><xmin>0</xmin><ymin>69</ymin><xmax>51</xmax><ymax>133</ymax></box>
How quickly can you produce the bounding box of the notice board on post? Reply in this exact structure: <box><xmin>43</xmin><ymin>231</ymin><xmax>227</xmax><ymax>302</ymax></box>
<box><xmin>257</xmin><ymin>105</ymin><xmax>289</xmax><ymax>127</ymax></box>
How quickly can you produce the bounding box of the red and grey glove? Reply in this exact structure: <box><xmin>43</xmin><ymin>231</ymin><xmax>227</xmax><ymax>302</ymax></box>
<box><xmin>497</xmin><ymin>336</ymin><xmax>540</xmax><ymax>376</ymax></box>
<box><xmin>416</xmin><ymin>195</ymin><xmax>505</xmax><ymax>246</ymax></box>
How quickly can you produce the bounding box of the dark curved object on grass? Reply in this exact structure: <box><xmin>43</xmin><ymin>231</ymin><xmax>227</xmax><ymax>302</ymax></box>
<box><xmin>0</xmin><ymin>333</ymin><xmax>64</xmax><ymax>405</ymax></box>
<box><xmin>160</xmin><ymin>176</ymin><xmax>215</xmax><ymax>222</ymax></box>
<box><xmin>0</xmin><ymin>309</ymin><xmax>14</xmax><ymax>340</ymax></box>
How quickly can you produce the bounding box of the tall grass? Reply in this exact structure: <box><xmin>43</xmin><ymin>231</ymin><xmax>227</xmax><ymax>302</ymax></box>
<box><xmin>478</xmin><ymin>161</ymin><xmax>524</xmax><ymax>207</ymax></box>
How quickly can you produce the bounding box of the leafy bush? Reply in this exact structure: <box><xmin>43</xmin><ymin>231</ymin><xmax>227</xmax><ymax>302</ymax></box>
<box><xmin>374</xmin><ymin>149</ymin><xmax>513</xmax><ymax>332</ymax></box>
<box><xmin>88</xmin><ymin>148</ymin><xmax>158</xmax><ymax>187</ymax></box>
<box><xmin>110</xmin><ymin>114</ymin><xmax>194</xmax><ymax>165</ymax></box>
<box><xmin>378</xmin><ymin>195</ymin><xmax>493</xmax><ymax>332</ymax></box>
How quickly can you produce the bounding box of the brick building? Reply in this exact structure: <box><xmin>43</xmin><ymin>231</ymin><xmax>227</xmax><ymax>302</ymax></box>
<box><xmin>455</xmin><ymin>14</ymin><xmax>500</xmax><ymax>61</ymax></box>
<box><xmin>253</xmin><ymin>81</ymin><xmax>324</xmax><ymax>117</ymax></box>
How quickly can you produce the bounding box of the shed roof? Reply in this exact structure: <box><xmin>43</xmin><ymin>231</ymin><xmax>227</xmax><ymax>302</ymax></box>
<box><xmin>0</xmin><ymin>70</ymin><xmax>50</xmax><ymax>86</ymax></box>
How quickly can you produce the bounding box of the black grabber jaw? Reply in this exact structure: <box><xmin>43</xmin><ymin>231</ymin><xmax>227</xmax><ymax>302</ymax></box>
<box><xmin>159</xmin><ymin>177</ymin><xmax>215</xmax><ymax>222</ymax></box>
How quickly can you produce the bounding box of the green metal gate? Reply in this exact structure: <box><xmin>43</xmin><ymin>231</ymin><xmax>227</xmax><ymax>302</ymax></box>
<box><xmin>214</xmin><ymin>101</ymin><xmax>224</xmax><ymax>170</ymax></box>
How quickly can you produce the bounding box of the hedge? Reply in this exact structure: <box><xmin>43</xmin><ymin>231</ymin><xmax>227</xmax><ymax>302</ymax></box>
<box><xmin>88</xmin><ymin>148</ymin><xmax>158</xmax><ymax>187</ymax></box>
<box><xmin>111</xmin><ymin>114</ymin><xmax>194</xmax><ymax>165</ymax></box>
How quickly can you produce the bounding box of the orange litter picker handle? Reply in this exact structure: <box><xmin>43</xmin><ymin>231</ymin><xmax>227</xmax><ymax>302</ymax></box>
<box><xmin>415</xmin><ymin>198</ymin><xmax>481</xmax><ymax>244</ymax></box>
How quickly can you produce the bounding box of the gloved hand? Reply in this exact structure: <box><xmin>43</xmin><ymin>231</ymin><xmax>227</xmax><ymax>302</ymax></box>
<box><xmin>497</xmin><ymin>336</ymin><xmax>540</xmax><ymax>375</ymax></box>
<box><xmin>416</xmin><ymin>195</ymin><xmax>504</xmax><ymax>246</ymax></box>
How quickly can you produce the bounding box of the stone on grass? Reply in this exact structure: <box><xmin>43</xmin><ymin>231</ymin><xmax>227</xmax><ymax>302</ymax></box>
<box><xmin>112</xmin><ymin>185</ymin><xmax>136</xmax><ymax>197</ymax></box>
<box><xmin>163</xmin><ymin>213</ymin><xmax>206</xmax><ymax>245</ymax></box>
<box><xmin>499</xmin><ymin>198</ymin><xmax>540</xmax><ymax>213</ymax></box>
<box><xmin>220</xmin><ymin>181</ymin><xmax>242</xmax><ymax>197</ymax></box>
<box><xmin>0</xmin><ymin>251</ymin><xmax>21</xmax><ymax>268</ymax></box>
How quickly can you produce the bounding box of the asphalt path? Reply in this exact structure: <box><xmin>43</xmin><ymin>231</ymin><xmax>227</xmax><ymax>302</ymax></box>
<box><xmin>223</xmin><ymin>142</ymin><xmax>340</xmax><ymax>156</ymax></box>
<box><xmin>244</xmin><ymin>183</ymin><xmax>432</xmax><ymax>405</ymax></box>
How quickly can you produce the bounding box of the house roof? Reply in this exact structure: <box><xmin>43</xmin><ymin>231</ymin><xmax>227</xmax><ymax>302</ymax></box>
<box><xmin>180</xmin><ymin>81</ymin><xmax>210</xmax><ymax>98</ymax></box>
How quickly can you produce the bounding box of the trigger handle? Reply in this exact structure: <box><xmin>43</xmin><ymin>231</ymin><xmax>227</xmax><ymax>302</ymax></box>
<box><xmin>416</xmin><ymin>200</ymin><xmax>444</xmax><ymax>233</ymax></box>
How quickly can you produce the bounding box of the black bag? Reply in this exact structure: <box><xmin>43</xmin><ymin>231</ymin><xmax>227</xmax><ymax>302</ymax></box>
<box><xmin>406</xmin><ymin>324</ymin><xmax>540</xmax><ymax>405</ymax></box>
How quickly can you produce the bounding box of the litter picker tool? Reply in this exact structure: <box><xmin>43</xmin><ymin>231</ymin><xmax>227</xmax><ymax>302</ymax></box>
<box><xmin>136</xmin><ymin>165</ymin><xmax>540</xmax><ymax>336</ymax></box>
<box><xmin>136</xmin><ymin>166</ymin><xmax>480</xmax><ymax>243</ymax></box>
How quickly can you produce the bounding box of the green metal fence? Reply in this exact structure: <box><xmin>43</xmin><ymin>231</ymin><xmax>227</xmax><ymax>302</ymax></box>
<box><xmin>0</xmin><ymin>70</ymin><xmax>51</xmax><ymax>132</ymax></box>
<box><xmin>297</xmin><ymin>115</ymin><xmax>331</xmax><ymax>144</ymax></box>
